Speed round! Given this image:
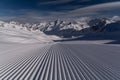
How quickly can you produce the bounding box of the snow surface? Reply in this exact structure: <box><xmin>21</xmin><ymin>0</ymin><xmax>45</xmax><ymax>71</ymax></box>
<box><xmin>0</xmin><ymin>21</ymin><xmax>60</xmax><ymax>43</ymax></box>
<box><xmin>0</xmin><ymin>42</ymin><xmax>120</xmax><ymax>80</ymax></box>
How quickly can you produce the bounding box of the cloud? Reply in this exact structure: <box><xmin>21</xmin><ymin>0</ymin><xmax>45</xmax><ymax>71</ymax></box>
<box><xmin>65</xmin><ymin>1</ymin><xmax>120</xmax><ymax>17</ymax></box>
<box><xmin>39</xmin><ymin>0</ymin><xmax>91</xmax><ymax>5</ymax></box>
<box><xmin>45</xmin><ymin>1</ymin><xmax>120</xmax><ymax>19</ymax></box>
<box><xmin>77</xmin><ymin>0</ymin><xmax>91</xmax><ymax>2</ymax></box>
<box><xmin>39</xmin><ymin>0</ymin><xmax>74</xmax><ymax>5</ymax></box>
<box><xmin>0</xmin><ymin>9</ymin><xmax>67</xmax><ymax>22</ymax></box>
<box><xmin>0</xmin><ymin>1</ymin><xmax>120</xmax><ymax>22</ymax></box>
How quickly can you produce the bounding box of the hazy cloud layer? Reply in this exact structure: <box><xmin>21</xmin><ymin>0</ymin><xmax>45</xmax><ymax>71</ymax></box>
<box><xmin>38</xmin><ymin>0</ymin><xmax>74</xmax><ymax>5</ymax></box>
<box><xmin>0</xmin><ymin>0</ymin><xmax>120</xmax><ymax>22</ymax></box>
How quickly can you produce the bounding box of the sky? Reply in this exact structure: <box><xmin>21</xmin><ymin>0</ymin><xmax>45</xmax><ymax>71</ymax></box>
<box><xmin>0</xmin><ymin>0</ymin><xmax>120</xmax><ymax>22</ymax></box>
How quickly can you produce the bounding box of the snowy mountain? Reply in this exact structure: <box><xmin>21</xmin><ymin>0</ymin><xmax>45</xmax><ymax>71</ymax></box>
<box><xmin>27</xmin><ymin>19</ymin><xmax>90</xmax><ymax>38</ymax></box>
<box><xmin>0</xmin><ymin>21</ymin><xmax>60</xmax><ymax>43</ymax></box>
<box><xmin>1</xmin><ymin>18</ymin><xmax>90</xmax><ymax>38</ymax></box>
<box><xmin>44</xmin><ymin>19</ymin><xmax>89</xmax><ymax>37</ymax></box>
<box><xmin>1</xmin><ymin>16</ymin><xmax>120</xmax><ymax>40</ymax></box>
<box><xmin>87</xmin><ymin>16</ymin><xmax>120</xmax><ymax>33</ymax></box>
<box><xmin>31</xmin><ymin>16</ymin><xmax>120</xmax><ymax>38</ymax></box>
<box><xmin>73</xmin><ymin>16</ymin><xmax>120</xmax><ymax>44</ymax></box>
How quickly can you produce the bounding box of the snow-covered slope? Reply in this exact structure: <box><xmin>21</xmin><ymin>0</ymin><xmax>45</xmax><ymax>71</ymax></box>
<box><xmin>0</xmin><ymin>21</ymin><xmax>60</xmax><ymax>43</ymax></box>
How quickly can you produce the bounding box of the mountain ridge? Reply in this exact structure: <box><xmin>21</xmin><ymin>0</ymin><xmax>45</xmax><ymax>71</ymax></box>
<box><xmin>0</xmin><ymin>16</ymin><xmax>120</xmax><ymax>38</ymax></box>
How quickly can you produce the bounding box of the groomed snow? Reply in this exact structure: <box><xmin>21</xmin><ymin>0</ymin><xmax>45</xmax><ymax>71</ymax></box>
<box><xmin>0</xmin><ymin>42</ymin><xmax>120</xmax><ymax>80</ymax></box>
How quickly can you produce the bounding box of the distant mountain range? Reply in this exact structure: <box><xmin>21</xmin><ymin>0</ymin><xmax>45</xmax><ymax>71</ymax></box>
<box><xmin>0</xmin><ymin>16</ymin><xmax>120</xmax><ymax>38</ymax></box>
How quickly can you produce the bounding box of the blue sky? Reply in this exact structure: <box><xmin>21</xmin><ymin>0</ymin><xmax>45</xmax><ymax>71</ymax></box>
<box><xmin>0</xmin><ymin>0</ymin><xmax>120</xmax><ymax>22</ymax></box>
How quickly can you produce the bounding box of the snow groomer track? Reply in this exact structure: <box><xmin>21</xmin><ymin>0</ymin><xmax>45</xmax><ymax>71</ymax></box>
<box><xmin>0</xmin><ymin>42</ymin><xmax>120</xmax><ymax>80</ymax></box>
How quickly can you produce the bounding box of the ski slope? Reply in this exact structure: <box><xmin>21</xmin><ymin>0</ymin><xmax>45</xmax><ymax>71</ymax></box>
<box><xmin>0</xmin><ymin>42</ymin><xmax>120</xmax><ymax>80</ymax></box>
